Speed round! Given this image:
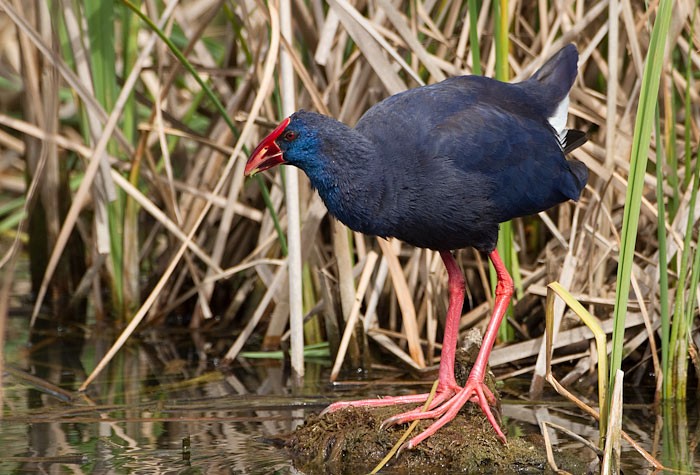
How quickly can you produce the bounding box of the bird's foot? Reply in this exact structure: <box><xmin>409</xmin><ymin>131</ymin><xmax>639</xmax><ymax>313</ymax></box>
<box><xmin>321</xmin><ymin>381</ymin><xmax>461</xmax><ymax>416</ymax></box>
<box><xmin>384</xmin><ymin>376</ymin><xmax>506</xmax><ymax>451</ymax></box>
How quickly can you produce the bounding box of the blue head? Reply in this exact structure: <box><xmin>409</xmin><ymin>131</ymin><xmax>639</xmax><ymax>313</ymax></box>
<box><xmin>245</xmin><ymin>111</ymin><xmax>345</xmax><ymax>179</ymax></box>
<box><xmin>246</xmin><ymin>110</ymin><xmax>383</xmax><ymax>233</ymax></box>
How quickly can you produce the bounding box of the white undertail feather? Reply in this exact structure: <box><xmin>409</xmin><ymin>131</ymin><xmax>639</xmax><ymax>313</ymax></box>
<box><xmin>548</xmin><ymin>94</ymin><xmax>569</xmax><ymax>147</ymax></box>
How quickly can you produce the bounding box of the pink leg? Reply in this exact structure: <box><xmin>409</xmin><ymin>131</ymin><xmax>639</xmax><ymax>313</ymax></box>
<box><xmin>397</xmin><ymin>250</ymin><xmax>513</xmax><ymax>449</ymax></box>
<box><xmin>322</xmin><ymin>250</ymin><xmax>465</xmax><ymax>415</ymax></box>
<box><xmin>324</xmin><ymin>250</ymin><xmax>513</xmax><ymax>449</ymax></box>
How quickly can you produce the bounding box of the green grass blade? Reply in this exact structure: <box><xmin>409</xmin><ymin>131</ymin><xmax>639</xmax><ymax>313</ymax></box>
<box><xmin>655</xmin><ymin>109</ymin><xmax>671</xmax><ymax>399</ymax></box>
<box><xmin>84</xmin><ymin>0</ymin><xmax>116</xmax><ymax>112</ymax></box>
<box><xmin>240</xmin><ymin>342</ymin><xmax>330</xmax><ymax>360</ymax></box>
<box><xmin>664</xmin><ymin>82</ymin><xmax>679</xmax><ymax>218</ymax></box>
<box><xmin>120</xmin><ymin>1</ymin><xmax>139</xmax><ymax>145</ymax></box>
<box><xmin>492</xmin><ymin>0</ymin><xmax>515</xmax><ymax>341</ymax></box>
<box><xmin>494</xmin><ymin>0</ymin><xmax>509</xmax><ymax>80</ymax></box>
<box><xmin>609</xmin><ymin>0</ymin><xmax>673</xmax><ymax>404</ymax></box>
<box><xmin>671</xmin><ymin>142</ymin><xmax>700</xmax><ymax>398</ymax></box>
<box><xmin>0</xmin><ymin>208</ymin><xmax>25</xmax><ymax>235</ymax></box>
<box><xmin>468</xmin><ymin>0</ymin><xmax>481</xmax><ymax>75</ymax></box>
<box><xmin>85</xmin><ymin>0</ymin><xmax>125</xmax><ymax>313</ymax></box>
<box><xmin>683</xmin><ymin>52</ymin><xmax>694</xmax><ymax>189</ymax></box>
<box><xmin>686</xmin><ymin>243</ymin><xmax>700</xmax><ymax>341</ymax></box>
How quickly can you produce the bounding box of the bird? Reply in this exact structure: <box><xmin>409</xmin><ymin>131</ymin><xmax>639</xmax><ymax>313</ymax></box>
<box><xmin>245</xmin><ymin>44</ymin><xmax>588</xmax><ymax>449</ymax></box>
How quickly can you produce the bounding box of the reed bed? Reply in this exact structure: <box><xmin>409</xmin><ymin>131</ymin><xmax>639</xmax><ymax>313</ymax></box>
<box><xmin>0</xmin><ymin>0</ymin><xmax>698</xmax><ymax>458</ymax></box>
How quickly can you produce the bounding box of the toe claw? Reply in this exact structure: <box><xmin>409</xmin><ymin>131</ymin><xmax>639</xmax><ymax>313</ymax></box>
<box><xmin>379</xmin><ymin>417</ymin><xmax>398</xmax><ymax>431</ymax></box>
<box><xmin>396</xmin><ymin>440</ymin><xmax>412</xmax><ymax>457</ymax></box>
<box><xmin>320</xmin><ymin>401</ymin><xmax>346</xmax><ymax>416</ymax></box>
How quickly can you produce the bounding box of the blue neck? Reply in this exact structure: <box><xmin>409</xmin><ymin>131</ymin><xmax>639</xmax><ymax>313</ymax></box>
<box><xmin>298</xmin><ymin>128</ymin><xmax>391</xmax><ymax>238</ymax></box>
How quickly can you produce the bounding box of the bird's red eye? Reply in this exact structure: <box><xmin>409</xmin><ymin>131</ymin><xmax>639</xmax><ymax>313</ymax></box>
<box><xmin>283</xmin><ymin>130</ymin><xmax>297</xmax><ymax>141</ymax></box>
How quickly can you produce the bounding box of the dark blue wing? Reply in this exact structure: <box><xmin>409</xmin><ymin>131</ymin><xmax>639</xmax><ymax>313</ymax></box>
<box><xmin>437</xmin><ymin>105</ymin><xmax>584</xmax><ymax>222</ymax></box>
<box><xmin>350</xmin><ymin>45</ymin><xmax>587</xmax><ymax>251</ymax></box>
<box><xmin>354</xmin><ymin>73</ymin><xmax>586</xmax><ymax>251</ymax></box>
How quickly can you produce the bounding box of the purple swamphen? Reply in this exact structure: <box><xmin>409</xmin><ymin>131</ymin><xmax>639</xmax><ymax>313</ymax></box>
<box><xmin>245</xmin><ymin>44</ymin><xmax>588</xmax><ymax>448</ymax></box>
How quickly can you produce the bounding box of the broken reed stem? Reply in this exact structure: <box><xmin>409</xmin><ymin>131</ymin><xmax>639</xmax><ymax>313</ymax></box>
<box><xmin>370</xmin><ymin>378</ymin><xmax>440</xmax><ymax>474</ymax></box>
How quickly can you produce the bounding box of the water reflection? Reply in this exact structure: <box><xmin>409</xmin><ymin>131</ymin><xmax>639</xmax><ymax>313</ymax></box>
<box><xmin>1</xmin><ymin>314</ymin><xmax>698</xmax><ymax>474</ymax></box>
<box><xmin>661</xmin><ymin>401</ymin><xmax>697</xmax><ymax>474</ymax></box>
<box><xmin>4</xmin><ymin>315</ymin><xmax>302</xmax><ymax>474</ymax></box>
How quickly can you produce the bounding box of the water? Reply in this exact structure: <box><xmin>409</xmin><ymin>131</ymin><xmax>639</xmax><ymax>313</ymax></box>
<box><xmin>1</xmin><ymin>313</ymin><xmax>698</xmax><ymax>474</ymax></box>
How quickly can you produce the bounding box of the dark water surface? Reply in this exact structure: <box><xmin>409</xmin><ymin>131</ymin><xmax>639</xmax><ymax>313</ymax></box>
<box><xmin>1</xmin><ymin>313</ymin><xmax>697</xmax><ymax>474</ymax></box>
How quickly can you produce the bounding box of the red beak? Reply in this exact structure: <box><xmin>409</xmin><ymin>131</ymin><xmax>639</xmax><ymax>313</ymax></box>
<box><xmin>245</xmin><ymin>117</ymin><xmax>291</xmax><ymax>176</ymax></box>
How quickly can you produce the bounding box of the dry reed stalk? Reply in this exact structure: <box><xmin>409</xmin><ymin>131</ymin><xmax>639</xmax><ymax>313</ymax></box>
<box><xmin>602</xmin><ymin>369</ymin><xmax>624</xmax><ymax>474</ymax></box>
<box><xmin>378</xmin><ymin>238</ymin><xmax>425</xmax><ymax>368</ymax></box>
<box><xmin>279</xmin><ymin>0</ymin><xmax>305</xmax><ymax>383</ymax></box>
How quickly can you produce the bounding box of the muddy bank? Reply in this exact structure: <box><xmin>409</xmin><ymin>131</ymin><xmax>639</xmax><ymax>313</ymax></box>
<box><xmin>284</xmin><ymin>345</ymin><xmax>587</xmax><ymax>473</ymax></box>
<box><xmin>288</xmin><ymin>405</ymin><xmax>559</xmax><ymax>474</ymax></box>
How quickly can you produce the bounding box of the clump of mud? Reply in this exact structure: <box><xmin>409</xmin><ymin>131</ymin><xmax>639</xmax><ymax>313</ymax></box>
<box><xmin>287</xmin><ymin>405</ymin><xmax>552</xmax><ymax>474</ymax></box>
<box><xmin>283</xmin><ymin>341</ymin><xmax>585</xmax><ymax>474</ymax></box>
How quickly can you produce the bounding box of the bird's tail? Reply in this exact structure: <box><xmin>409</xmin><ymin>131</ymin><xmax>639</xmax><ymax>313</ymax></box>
<box><xmin>562</xmin><ymin>129</ymin><xmax>587</xmax><ymax>154</ymax></box>
<box><xmin>530</xmin><ymin>45</ymin><xmax>588</xmax><ymax>200</ymax></box>
<box><xmin>529</xmin><ymin>45</ymin><xmax>585</xmax><ymax>153</ymax></box>
<box><xmin>530</xmin><ymin>44</ymin><xmax>579</xmax><ymax>104</ymax></box>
